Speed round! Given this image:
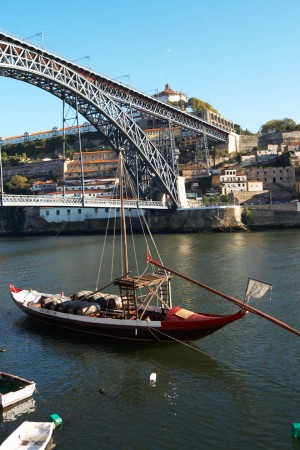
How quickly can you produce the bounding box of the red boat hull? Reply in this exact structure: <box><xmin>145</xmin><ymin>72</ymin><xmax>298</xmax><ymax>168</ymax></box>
<box><xmin>9</xmin><ymin>285</ymin><xmax>246</xmax><ymax>343</ymax></box>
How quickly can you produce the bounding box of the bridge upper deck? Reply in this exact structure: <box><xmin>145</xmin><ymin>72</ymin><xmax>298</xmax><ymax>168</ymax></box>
<box><xmin>0</xmin><ymin>30</ymin><xmax>229</xmax><ymax>142</ymax></box>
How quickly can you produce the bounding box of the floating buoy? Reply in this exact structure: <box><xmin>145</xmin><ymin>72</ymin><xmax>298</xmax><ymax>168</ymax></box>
<box><xmin>292</xmin><ymin>423</ymin><xmax>300</xmax><ymax>438</ymax></box>
<box><xmin>150</xmin><ymin>373</ymin><xmax>156</xmax><ymax>385</ymax></box>
<box><xmin>49</xmin><ymin>413</ymin><xmax>63</xmax><ymax>430</ymax></box>
<box><xmin>98</xmin><ymin>388</ymin><xmax>105</xmax><ymax>394</ymax></box>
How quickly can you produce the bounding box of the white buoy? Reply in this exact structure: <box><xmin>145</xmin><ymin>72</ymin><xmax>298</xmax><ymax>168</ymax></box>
<box><xmin>150</xmin><ymin>373</ymin><xmax>156</xmax><ymax>385</ymax></box>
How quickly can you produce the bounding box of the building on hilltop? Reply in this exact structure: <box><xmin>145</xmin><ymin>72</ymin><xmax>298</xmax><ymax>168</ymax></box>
<box><xmin>0</xmin><ymin>123</ymin><xmax>97</xmax><ymax>147</ymax></box>
<box><xmin>153</xmin><ymin>83</ymin><xmax>187</xmax><ymax>107</ymax></box>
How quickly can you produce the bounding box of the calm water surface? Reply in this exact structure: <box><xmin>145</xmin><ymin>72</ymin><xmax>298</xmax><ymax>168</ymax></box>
<box><xmin>0</xmin><ymin>230</ymin><xmax>299</xmax><ymax>449</ymax></box>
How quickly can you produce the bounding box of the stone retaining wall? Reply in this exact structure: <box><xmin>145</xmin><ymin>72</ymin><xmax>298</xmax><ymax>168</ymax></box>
<box><xmin>0</xmin><ymin>206</ymin><xmax>245</xmax><ymax>235</ymax></box>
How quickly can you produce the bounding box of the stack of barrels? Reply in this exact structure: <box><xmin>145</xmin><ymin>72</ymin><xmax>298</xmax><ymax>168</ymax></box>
<box><xmin>40</xmin><ymin>290</ymin><xmax>123</xmax><ymax>316</ymax></box>
<box><xmin>73</xmin><ymin>291</ymin><xmax>123</xmax><ymax>310</ymax></box>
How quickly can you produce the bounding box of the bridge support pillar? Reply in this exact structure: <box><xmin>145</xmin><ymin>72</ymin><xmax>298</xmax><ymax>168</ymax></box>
<box><xmin>177</xmin><ymin>176</ymin><xmax>188</xmax><ymax>208</ymax></box>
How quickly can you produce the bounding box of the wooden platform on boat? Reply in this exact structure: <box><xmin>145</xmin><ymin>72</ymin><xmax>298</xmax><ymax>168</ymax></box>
<box><xmin>114</xmin><ymin>272</ymin><xmax>170</xmax><ymax>289</ymax></box>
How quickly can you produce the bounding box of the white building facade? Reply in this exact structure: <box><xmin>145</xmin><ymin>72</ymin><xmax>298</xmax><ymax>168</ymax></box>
<box><xmin>220</xmin><ymin>169</ymin><xmax>247</xmax><ymax>195</ymax></box>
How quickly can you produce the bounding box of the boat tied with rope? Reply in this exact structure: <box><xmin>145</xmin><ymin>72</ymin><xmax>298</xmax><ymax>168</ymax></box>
<box><xmin>9</xmin><ymin>151</ymin><xmax>299</xmax><ymax>342</ymax></box>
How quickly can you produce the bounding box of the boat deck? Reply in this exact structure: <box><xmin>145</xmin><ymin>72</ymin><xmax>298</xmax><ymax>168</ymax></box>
<box><xmin>114</xmin><ymin>272</ymin><xmax>171</xmax><ymax>289</ymax></box>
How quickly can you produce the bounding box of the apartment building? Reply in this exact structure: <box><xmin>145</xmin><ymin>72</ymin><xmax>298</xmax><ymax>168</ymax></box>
<box><xmin>65</xmin><ymin>150</ymin><xmax>118</xmax><ymax>181</ymax></box>
<box><xmin>246</xmin><ymin>167</ymin><xmax>295</xmax><ymax>191</ymax></box>
<box><xmin>220</xmin><ymin>168</ymin><xmax>247</xmax><ymax>195</ymax></box>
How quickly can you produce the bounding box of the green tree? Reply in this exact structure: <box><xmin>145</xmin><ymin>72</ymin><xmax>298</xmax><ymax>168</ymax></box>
<box><xmin>234</xmin><ymin>124</ymin><xmax>254</xmax><ymax>135</ymax></box>
<box><xmin>219</xmin><ymin>194</ymin><xmax>230</xmax><ymax>203</ymax></box>
<box><xmin>260</xmin><ymin>118</ymin><xmax>298</xmax><ymax>134</ymax></box>
<box><xmin>5</xmin><ymin>175</ymin><xmax>31</xmax><ymax>194</ymax></box>
<box><xmin>211</xmin><ymin>146</ymin><xmax>228</xmax><ymax>165</ymax></box>
<box><xmin>168</xmin><ymin>100</ymin><xmax>188</xmax><ymax>110</ymax></box>
<box><xmin>188</xmin><ymin>97</ymin><xmax>219</xmax><ymax>114</ymax></box>
<box><xmin>242</xmin><ymin>207</ymin><xmax>255</xmax><ymax>225</ymax></box>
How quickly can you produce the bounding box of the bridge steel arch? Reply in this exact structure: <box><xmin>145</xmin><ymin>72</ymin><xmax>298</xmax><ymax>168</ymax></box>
<box><xmin>0</xmin><ymin>31</ymin><xmax>229</xmax><ymax>207</ymax></box>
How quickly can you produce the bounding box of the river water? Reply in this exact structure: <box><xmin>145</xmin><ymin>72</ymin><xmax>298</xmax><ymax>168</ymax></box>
<box><xmin>0</xmin><ymin>230</ymin><xmax>299</xmax><ymax>449</ymax></box>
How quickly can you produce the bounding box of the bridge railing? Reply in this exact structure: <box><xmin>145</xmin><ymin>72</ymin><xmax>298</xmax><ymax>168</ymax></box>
<box><xmin>0</xmin><ymin>194</ymin><xmax>167</xmax><ymax>209</ymax></box>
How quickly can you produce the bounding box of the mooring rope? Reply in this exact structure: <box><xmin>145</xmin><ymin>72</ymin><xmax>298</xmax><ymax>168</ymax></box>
<box><xmin>34</xmin><ymin>386</ymin><xmax>47</xmax><ymax>404</ymax></box>
<box><xmin>148</xmin><ymin>325</ymin><xmax>300</xmax><ymax>395</ymax></box>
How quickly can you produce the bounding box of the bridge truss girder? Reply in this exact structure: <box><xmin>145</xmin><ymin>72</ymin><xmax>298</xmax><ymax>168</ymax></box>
<box><xmin>0</xmin><ymin>32</ymin><xmax>229</xmax><ymax>206</ymax></box>
<box><xmin>0</xmin><ymin>59</ymin><xmax>179</xmax><ymax>205</ymax></box>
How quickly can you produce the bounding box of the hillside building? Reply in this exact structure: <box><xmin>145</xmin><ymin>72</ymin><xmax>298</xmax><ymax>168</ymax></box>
<box><xmin>246</xmin><ymin>166</ymin><xmax>295</xmax><ymax>191</ymax></box>
<box><xmin>220</xmin><ymin>168</ymin><xmax>247</xmax><ymax>195</ymax></box>
<box><xmin>65</xmin><ymin>150</ymin><xmax>118</xmax><ymax>181</ymax></box>
<box><xmin>153</xmin><ymin>83</ymin><xmax>187</xmax><ymax>106</ymax></box>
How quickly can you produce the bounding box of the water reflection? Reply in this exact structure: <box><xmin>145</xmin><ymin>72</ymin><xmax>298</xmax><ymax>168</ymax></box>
<box><xmin>1</xmin><ymin>231</ymin><xmax>300</xmax><ymax>450</ymax></box>
<box><xmin>1</xmin><ymin>398</ymin><xmax>36</xmax><ymax>423</ymax></box>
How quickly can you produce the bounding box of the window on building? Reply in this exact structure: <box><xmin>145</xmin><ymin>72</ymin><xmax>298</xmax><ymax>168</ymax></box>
<box><xmin>78</xmin><ymin>209</ymin><xmax>82</xmax><ymax>214</ymax></box>
<box><xmin>56</xmin><ymin>210</ymin><xmax>60</xmax><ymax>215</ymax></box>
<box><xmin>67</xmin><ymin>210</ymin><xmax>70</xmax><ymax>215</ymax></box>
<box><xmin>46</xmin><ymin>210</ymin><xmax>49</xmax><ymax>216</ymax></box>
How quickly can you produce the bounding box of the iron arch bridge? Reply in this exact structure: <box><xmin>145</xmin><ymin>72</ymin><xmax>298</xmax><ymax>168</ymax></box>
<box><xmin>0</xmin><ymin>30</ymin><xmax>229</xmax><ymax>207</ymax></box>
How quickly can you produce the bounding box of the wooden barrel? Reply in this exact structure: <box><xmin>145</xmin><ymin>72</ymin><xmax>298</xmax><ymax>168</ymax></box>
<box><xmin>64</xmin><ymin>300</ymin><xmax>85</xmax><ymax>314</ymax></box>
<box><xmin>43</xmin><ymin>297</ymin><xmax>62</xmax><ymax>310</ymax></box>
<box><xmin>73</xmin><ymin>290</ymin><xmax>94</xmax><ymax>301</ymax></box>
<box><xmin>107</xmin><ymin>296</ymin><xmax>123</xmax><ymax>310</ymax></box>
<box><xmin>75</xmin><ymin>303</ymin><xmax>101</xmax><ymax>316</ymax></box>
<box><xmin>90</xmin><ymin>292</ymin><xmax>104</xmax><ymax>303</ymax></box>
<box><xmin>56</xmin><ymin>300</ymin><xmax>74</xmax><ymax>312</ymax></box>
<box><xmin>41</xmin><ymin>297</ymin><xmax>57</xmax><ymax>308</ymax></box>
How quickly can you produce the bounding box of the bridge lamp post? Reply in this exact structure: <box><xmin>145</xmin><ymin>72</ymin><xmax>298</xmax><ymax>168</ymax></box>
<box><xmin>73</xmin><ymin>56</ymin><xmax>91</xmax><ymax>70</ymax></box>
<box><xmin>25</xmin><ymin>32</ymin><xmax>44</xmax><ymax>49</ymax></box>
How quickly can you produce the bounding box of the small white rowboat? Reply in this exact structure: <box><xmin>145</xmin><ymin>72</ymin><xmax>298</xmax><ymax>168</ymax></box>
<box><xmin>0</xmin><ymin>421</ymin><xmax>55</xmax><ymax>449</ymax></box>
<box><xmin>0</xmin><ymin>372</ymin><xmax>36</xmax><ymax>409</ymax></box>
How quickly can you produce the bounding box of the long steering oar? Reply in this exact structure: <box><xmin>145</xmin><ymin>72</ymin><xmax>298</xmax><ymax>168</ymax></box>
<box><xmin>147</xmin><ymin>253</ymin><xmax>300</xmax><ymax>337</ymax></box>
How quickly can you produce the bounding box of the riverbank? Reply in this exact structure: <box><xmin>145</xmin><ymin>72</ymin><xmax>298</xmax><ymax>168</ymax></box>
<box><xmin>0</xmin><ymin>205</ymin><xmax>245</xmax><ymax>235</ymax></box>
<box><xmin>1</xmin><ymin>204</ymin><xmax>300</xmax><ymax>235</ymax></box>
<box><xmin>244</xmin><ymin>202</ymin><xmax>300</xmax><ymax>230</ymax></box>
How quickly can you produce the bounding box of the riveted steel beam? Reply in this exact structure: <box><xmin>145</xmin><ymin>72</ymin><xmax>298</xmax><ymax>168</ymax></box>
<box><xmin>0</xmin><ymin>31</ymin><xmax>230</xmax><ymax>205</ymax></box>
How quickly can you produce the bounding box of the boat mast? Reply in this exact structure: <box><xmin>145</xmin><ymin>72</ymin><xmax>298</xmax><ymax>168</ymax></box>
<box><xmin>119</xmin><ymin>149</ymin><xmax>129</xmax><ymax>276</ymax></box>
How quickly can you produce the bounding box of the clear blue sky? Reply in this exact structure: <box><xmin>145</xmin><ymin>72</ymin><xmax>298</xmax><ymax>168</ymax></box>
<box><xmin>0</xmin><ymin>0</ymin><xmax>299</xmax><ymax>137</ymax></box>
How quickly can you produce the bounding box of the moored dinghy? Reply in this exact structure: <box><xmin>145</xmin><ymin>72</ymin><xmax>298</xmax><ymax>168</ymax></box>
<box><xmin>0</xmin><ymin>421</ymin><xmax>55</xmax><ymax>450</ymax></box>
<box><xmin>0</xmin><ymin>372</ymin><xmax>36</xmax><ymax>409</ymax></box>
